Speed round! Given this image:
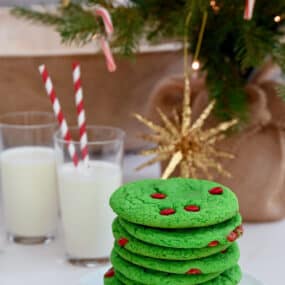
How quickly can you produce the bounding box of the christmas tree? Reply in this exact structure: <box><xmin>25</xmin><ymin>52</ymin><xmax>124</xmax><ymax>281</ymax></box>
<box><xmin>12</xmin><ymin>0</ymin><xmax>285</xmax><ymax>121</ymax></box>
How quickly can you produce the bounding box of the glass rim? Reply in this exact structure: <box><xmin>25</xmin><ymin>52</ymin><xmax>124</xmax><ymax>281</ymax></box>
<box><xmin>0</xmin><ymin>111</ymin><xmax>56</xmax><ymax>129</ymax></box>
<box><xmin>54</xmin><ymin>125</ymin><xmax>125</xmax><ymax>145</ymax></box>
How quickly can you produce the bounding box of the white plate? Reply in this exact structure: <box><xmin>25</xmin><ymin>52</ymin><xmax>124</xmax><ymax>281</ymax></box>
<box><xmin>80</xmin><ymin>266</ymin><xmax>264</xmax><ymax>285</ymax></box>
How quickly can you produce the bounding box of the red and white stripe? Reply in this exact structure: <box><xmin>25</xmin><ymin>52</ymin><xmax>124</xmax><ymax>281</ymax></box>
<box><xmin>39</xmin><ymin>64</ymin><xmax>79</xmax><ymax>167</ymax></box>
<box><xmin>94</xmin><ymin>6</ymin><xmax>114</xmax><ymax>36</ymax></box>
<box><xmin>100</xmin><ymin>37</ymin><xmax>117</xmax><ymax>72</ymax></box>
<box><xmin>72</xmin><ymin>62</ymin><xmax>89</xmax><ymax>165</ymax></box>
<box><xmin>94</xmin><ymin>6</ymin><xmax>116</xmax><ymax>72</ymax></box>
<box><xmin>244</xmin><ymin>0</ymin><xmax>256</xmax><ymax>20</ymax></box>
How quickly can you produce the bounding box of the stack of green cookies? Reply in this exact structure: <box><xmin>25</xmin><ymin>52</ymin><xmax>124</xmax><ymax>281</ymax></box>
<box><xmin>104</xmin><ymin>178</ymin><xmax>243</xmax><ymax>285</ymax></box>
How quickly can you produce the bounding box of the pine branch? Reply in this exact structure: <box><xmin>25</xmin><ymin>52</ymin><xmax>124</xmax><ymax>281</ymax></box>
<box><xmin>12</xmin><ymin>4</ymin><xmax>99</xmax><ymax>46</ymax></box>
<box><xmin>235</xmin><ymin>22</ymin><xmax>276</xmax><ymax>70</ymax></box>
<box><xmin>111</xmin><ymin>7</ymin><xmax>144</xmax><ymax>56</ymax></box>
<box><xmin>57</xmin><ymin>4</ymin><xmax>98</xmax><ymax>45</ymax></box>
<box><xmin>11</xmin><ymin>7</ymin><xmax>63</xmax><ymax>26</ymax></box>
<box><xmin>273</xmin><ymin>43</ymin><xmax>285</xmax><ymax>72</ymax></box>
<box><xmin>207</xmin><ymin>59</ymin><xmax>248</xmax><ymax>122</ymax></box>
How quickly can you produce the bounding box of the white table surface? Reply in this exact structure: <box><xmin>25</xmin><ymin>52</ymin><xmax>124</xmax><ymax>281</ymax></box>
<box><xmin>0</xmin><ymin>155</ymin><xmax>280</xmax><ymax>285</ymax></box>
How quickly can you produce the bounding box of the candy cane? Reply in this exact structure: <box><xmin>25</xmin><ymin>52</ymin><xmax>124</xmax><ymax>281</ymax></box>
<box><xmin>95</xmin><ymin>6</ymin><xmax>114</xmax><ymax>36</ymax></box>
<box><xmin>39</xmin><ymin>64</ymin><xmax>79</xmax><ymax>167</ymax></box>
<box><xmin>72</xmin><ymin>62</ymin><xmax>89</xmax><ymax>165</ymax></box>
<box><xmin>100</xmin><ymin>37</ymin><xmax>117</xmax><ymax>72</ymax></box>
<box><xmin>94</xmin><ymin>6</ymin><xmax>117</xmax><ymax>72</ymax></box>
<box><xmin>244</xmin><ymin>0</ymin><xmax>256</xmax><ymax>20</ymax></box>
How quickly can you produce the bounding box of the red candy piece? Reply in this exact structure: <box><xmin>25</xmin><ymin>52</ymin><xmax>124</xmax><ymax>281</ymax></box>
<box><xmin>227</xmin><ymin>231</ymin><xmax>238</xmax><ymax>242</ymax></box>
<box><xmin>151</xmin><ymin>193</ymin><xmax>166</xmax><ymax>199</ymax></box>
<box><xmin>118</xmin><ymin>238</ymin><xmax>129</xmax><ymax>247</ymax></box>
<box><xmin>160</xmin><ymin>208</ymin><xmax>176</xmax><ymax>215</ymax></box>
<box><xmin>184</xmin><ymin>205</ymin><xmax>200</xmax><ymax>212</ymax></box>
<box><xmin>209</xmin><ymin>187</ymin><xmax>223</xmax><ymax>195</ymax></box>
<box><xmin>234</xmin><ymin>225</ymin><xmax>244</xmax><ymax>236</ymax></box>
<box><xmin>221</xmin><ymin>249</ymin><xmax>228</xmax><ymax>254</ymax></box>
<box><xmin>208</xmin><ymin>240</ymin><xmax>219</xmax><ymax>247</ymax></box>
<box><xmin>104</xmin><ymin>268</ymin><xmax>115</xmax><ymax>278</ymax></box>
<box><xmin>187</xmin><ymin>268</ymin><xmax>202</xmax><ymax>275</ymax></box>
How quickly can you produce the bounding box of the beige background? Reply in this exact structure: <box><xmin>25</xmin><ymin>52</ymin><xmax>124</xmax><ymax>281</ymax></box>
<box><xmin>0</xmin><ymin>8</ymin><xmax>184</xmax><ymax>150</ymax></box>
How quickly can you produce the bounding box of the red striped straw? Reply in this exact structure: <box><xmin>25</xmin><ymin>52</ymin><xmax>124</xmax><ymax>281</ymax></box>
<box><xmin>72</xmin><ymin>62</ymin><xmax>89</xmax><ymax>165</ymax></box>
<box><xmin>39</xmin><ymin>64</ymin><xmax>79</xmax><ymax>167</ymax></box>
<box><xmin>244</xmin><ymin>0</ymin><xmax>255</xmax><ymax>20</ymax></box>
<box><xmin>95</xmin><ymin>6</ymin><xmax>117</xmax><ymax>72</ymax></box>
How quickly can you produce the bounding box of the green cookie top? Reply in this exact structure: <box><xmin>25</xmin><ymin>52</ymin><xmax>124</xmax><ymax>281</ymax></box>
<box><xmin>110</xmin><ymin>178</ymin><xmax>239</xmax><ymax>228</ymax></box>
<box><xmin>112</xmin><ymin>265</ymin><xmax>242</xmax><ymax>285</ymax></box>
<box><xmin>113</xmin><ymin>242</ymin><xmax>239</xmax><ymax>274</ymax></box>
<box><xmin>119</xmin><ymin>214</ymin><xmax>242</xmax><ymax>249</ymax></box>
<box><xmin>110</xmin><ymin>250</ymin><xmax>222</xmax><ymax>285</ymax></box>
<box><xmin>112</xmin><ymin>218</ymin><xmax>230</xmax><ymax>260</ymax></box>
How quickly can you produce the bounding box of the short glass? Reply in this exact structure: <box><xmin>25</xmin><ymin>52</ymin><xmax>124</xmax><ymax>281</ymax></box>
<box><xmin>54</xmin><ymin>126</ymin><xmax>124</xmax><ymax>267</ymax></box>
<box><xmin>0</xmin><ymin>111</ymin><xmax>58</xmax><ymax>244</ymax></box>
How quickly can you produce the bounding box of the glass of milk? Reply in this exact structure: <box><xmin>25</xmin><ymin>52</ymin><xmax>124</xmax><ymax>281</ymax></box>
<box><xmin>54</xmin><ymin>126</ymin><xmax>124</xmax><ymax>267</ymax></box>
<box><xmin>0</xmin><ymin>111</ymin><xmax>58</xmax><ymax>244</ymax></box>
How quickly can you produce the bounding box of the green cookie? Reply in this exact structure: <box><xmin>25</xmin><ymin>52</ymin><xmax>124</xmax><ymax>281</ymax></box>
<box><xmin>114</xmin><ymin>265</ymin><xmax>242</xmax><ymax>285</ymax></box>
<box><xmin>114</xmin><ymin>242</ymin><xmax>239</xmax><ymax>274</ymax></box>
<box><xmin>113</xmin><ymin>218</ymin><xmax>230</xmax><ymax>260</ymax></box>
<box><xmin>103</xmin><ymin>267</ymin><xmax>123</xmax><ymax>285</ymax></box>
<box><xmin>104</xmin><ymin>273</ymin><xmax>123</xmax><ymax>285</ymax></box>
<box><xmin>110</xmin><ymin>178</ymin><xmax>239</xmax><ymax>228</ymax></box>
<box><xmin>115</xmin><ymin>272</ymin><xmax>143</xmax><ymax>285</ymax></box>
<box><xmin>110</xmin><ymin>250</ymin><xmax>222</xmax><ymax>285</ymax></box>
<box><xmin>105</xmin><ymin>271</ymin><xmax>143</xmax><ymax>285</ymax></box>
<box><xmin>119</xmin><ymin>214</ymin><xmax>242</xmax><ymax>249</ymax></box>
<box><xmin>202</xmin><ymin>265</ymin><xmax>242</xmax><ymax>284</ymax></box>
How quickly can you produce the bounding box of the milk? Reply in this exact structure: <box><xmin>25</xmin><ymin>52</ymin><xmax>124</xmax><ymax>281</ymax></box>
<box><xmin>57</xmin><ymin>161</ymin><xmax>122</xmax><ymax>259</ymax></box>
<box><xmin>1</xmin><ymin>147</ymin><xmax>58</xmax><ymax>238</ymax></box>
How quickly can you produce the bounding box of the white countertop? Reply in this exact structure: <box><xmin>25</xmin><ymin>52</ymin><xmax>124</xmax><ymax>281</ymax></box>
<box><xmin>0</xmin><ymin>155</ymin><xmax>279</xmax><ymax>285</ymax></box>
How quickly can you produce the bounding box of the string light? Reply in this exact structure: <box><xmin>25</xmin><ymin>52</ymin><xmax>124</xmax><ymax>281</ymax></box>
<box><xmin>192</xmin><ymin>60</ymin><xmax>200</xmax><ymax>70</ymax></box>
<box><xmin>61</xmin><ymin>0</ymin><xmax>70</xmax><ymax>7</ymax></box>
<box><xmin>210</xmin><ymin>0</ymin><xmax>220</xmax><ymax>12</ymax></box>
<box><xmin>274</xmin><ymin>15</ymin><xmax>281</xmax><ymax>23</ymax></box>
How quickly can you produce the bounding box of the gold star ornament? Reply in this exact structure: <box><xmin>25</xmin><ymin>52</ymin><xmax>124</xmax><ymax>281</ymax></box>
<box><xmin>134</xmin><ymin>91</ymin><xmax>238</xmax><ymax>180</ymax></box>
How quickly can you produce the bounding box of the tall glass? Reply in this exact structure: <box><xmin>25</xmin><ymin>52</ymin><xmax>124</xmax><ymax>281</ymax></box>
<box><xmin>54</xmin><ymin>126</ymin><xmax>124</xmax><ymax>267</ymax></box>
<box><xmin>0</xmin><ymin>111</ymin><xmax>58</xmax><ymax>244</ymax></box>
